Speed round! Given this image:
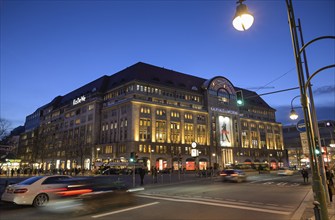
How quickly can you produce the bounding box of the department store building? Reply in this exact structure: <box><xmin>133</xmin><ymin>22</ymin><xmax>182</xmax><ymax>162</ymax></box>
<box><xmin>18</xmin><ymin>62</ymin><xmax>285</xmax><ymax>171</ymax></box>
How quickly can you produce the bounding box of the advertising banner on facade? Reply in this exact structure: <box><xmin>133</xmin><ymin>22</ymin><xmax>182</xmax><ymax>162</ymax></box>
<box><xmin>219</xmin><ymin>116</ymin><xmax>232</xmax><ymax>147</ymax></box>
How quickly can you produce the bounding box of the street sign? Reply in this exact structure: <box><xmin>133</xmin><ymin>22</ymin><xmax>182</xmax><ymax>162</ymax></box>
<box><xmin>296</xmin><ymin>119</ymin><xmax>306</xmax><ymax>132</ymax></box>
<box><xmin>300</xmin><ymin>132</ymin><xmax>309</xmax><ymax>155</ymax></box>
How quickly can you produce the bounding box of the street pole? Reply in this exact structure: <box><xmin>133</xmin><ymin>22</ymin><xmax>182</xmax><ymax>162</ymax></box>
<box><xmin>285</xmin><ymin>0</ymin><xmax>328</xmax><ymax>219</ymax></box>
<box><xmin>297</xmin><ymin>19</ymin><xmax>329</xmax><ymax>203</ymax></box>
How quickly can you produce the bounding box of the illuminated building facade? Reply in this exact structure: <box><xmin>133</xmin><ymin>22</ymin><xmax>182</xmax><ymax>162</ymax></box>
<box><xmin>18</xmin><ymin>62</ymin><xmax>285</xmax><ymax>171</ymax></box>
<box><xmin>283</xmin><ymin>120</ymin><xmax>335</xmax><ymax>169</ymax></box>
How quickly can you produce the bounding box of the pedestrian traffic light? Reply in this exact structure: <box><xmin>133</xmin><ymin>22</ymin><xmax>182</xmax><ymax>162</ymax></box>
<box><xmin>236</xmin><ymin>90</ymin><xmax>244</xmax><ymax>106</ymax></box>
<box><xmin>315</xmin><ymin>138</ymin><xmax>321</xmax><ymax>156</ymax></box>
<box><xmin>315</xmin><ymin>147</ymin><xmax>321</xmax><ymax>155</ymax></box>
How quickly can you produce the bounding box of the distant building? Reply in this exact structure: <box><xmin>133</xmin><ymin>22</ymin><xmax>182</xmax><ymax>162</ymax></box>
<box><xmin>17</xmin><ymin>62</ymin><xmax>285</xmax><ymax>171</ymax></box>
<box><xmin>283</xmin><ymin>120</ymin><xmax>335</xmax><ymax>169</ymax></box>
<box><xmin>0</xmin><ymin>126</ymin><xmax>24</xmax><ymax>173</ymax></box>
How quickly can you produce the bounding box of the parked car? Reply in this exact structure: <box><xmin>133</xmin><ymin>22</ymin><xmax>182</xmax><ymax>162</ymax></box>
<box><xmin>220</xmin><ymin>169</ymin><xmax>247</xmax><ymax>183</ymax></box>
<box><xmin>277</xmin><ymin>168</ymin><xmax>294</xmax><ymax>176</ymax></box>
<box><xmin>1</xmin><ymin>175</ymin><xmax>72</xmax><ymax>207</ymax></box>
<box><xmin>101</xmin><ymin>167</ymin><xmax>121</xmax><ymax>175</ymax></box>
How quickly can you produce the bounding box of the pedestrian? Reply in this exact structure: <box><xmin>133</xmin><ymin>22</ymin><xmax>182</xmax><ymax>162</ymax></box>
<box><xmin>139</xmin><ymin>167</ymin><xmax>146</xmax><ymax>186</ymax></box>
<box><xmin>326</xmin><ymin>166</ymin><xmax>334</xmax><ymax>202</ymax></box>
<box><xmin>153</xmin><ymin>167</ymin><xmax>158</xmax><ymax>183</ymax></box>
<box><xmin>301</xmin><ymin>168</ymin><xmax>309</xmax><ymax>183</ymax></box>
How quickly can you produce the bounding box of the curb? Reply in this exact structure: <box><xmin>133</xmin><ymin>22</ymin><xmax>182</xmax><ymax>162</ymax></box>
<box><xmin>291</xmin><ymin>189</ymin><xmax>313</xmax><ymax>220</ymax></box>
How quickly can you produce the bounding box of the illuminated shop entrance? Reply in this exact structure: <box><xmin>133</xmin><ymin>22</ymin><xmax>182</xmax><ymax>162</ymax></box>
<box><xmin>155</xmin><ymin>158</ymin><xmax>167</xmax><ymax>170</ymax></box>
<box><xmin>185</xmin><ymin>158</ymin><xmax>208</xmax><ymax>171</ymax></box>
<box><xmin>172</xmin><ymin>158</ymin><xmax>181</xmax><ymax>171</ymax></box>
<box><xmin>186</xmin><ymin>158</ymin><xmax>195</xmax><ymax>170</ymax></box>
<box><xmin>221</xmin><ymin>148</ymin><xmax>233</xmax><ymax>168</ymax></box>
<box><xmin>199</xmin><ymin>158</ymin><xmax>208</xmax><ymax>170</ymax></box>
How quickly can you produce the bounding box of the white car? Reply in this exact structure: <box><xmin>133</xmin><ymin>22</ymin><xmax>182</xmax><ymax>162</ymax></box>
<box><xmin>1</xmin><ymin>175</ymin><xmax>72</xmax><ymax>207</ymax></box>
<box><xmin>277</xmin><ymin>168</ymin><xmax>294</xmax><ymax>176</ymax></box>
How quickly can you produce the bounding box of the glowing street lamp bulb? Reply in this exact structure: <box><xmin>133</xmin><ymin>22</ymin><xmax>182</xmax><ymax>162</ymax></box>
<box><xmin>233</xmin><ymin>14</ymin><xmax>254</xmax><ymax>31</ymax></box>
<box><xmin>232</xmin><ymin>2</ymin><xmax>254</xmax><ymax>31</ymax></box>
<box><xmin>290</xmin><ymin>109</ymin><xmax>299</xmax><ymax>120</ymax></box>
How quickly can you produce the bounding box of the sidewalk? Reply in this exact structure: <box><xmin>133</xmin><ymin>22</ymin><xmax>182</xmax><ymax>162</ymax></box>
<box><xmin>292</xmin><ymin>188</ymin><xmax>335</xmax><ymax>220</ymax></box>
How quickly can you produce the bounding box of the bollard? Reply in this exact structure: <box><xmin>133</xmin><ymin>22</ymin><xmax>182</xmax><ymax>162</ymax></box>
<box><xmin>313</xmin><ymin>201</ymin><xmax>321</xmax><ymax>220</ymax></box>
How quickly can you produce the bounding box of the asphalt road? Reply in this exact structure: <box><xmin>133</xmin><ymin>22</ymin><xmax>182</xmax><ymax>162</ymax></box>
<box><xmin>0</xmin><ymin>173</ymin><xmax>311</xmax><ymax>220</ymax></box>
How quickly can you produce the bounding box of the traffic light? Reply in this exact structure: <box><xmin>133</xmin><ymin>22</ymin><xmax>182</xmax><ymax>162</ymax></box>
<box><xmin>315</xmin><ymin>138</ymin><xmax>321</xmax><ymax>156</ymax></box>
<box><xmin>315</xmin><ymin>147</ymin><xmax>321</xmax><ymax>155</ymax></box>
<box><xmin>236</xmin><ymin>90</ymin><xmax>244</xmax><ymax>106</ymax></box>
<box><xmin>130</xmin><ymin>152</ymin><xmax>135</xmax><ymax>162</ymax></box>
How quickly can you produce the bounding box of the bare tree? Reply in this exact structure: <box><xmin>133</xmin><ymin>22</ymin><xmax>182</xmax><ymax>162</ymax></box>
<box><xmin>0</xmin><ymin>118</ymin><xmax>11</xmax><ymax>141</ymax></box>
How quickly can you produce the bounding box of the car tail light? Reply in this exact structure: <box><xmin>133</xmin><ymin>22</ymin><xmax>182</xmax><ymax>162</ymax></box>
<box><xmin>220</xmin><ymin>173</ymin><xmax>227</xmax><ymax>176</ymax></box>
<box><xmin>56</xmin><ymin>189</ymin><xmax>93</xmax><ymax>197</ymax></box>
<box><xmin>231</xmin><ymin>174</ymin><xmax>238</xmax><ymax>177</ymax></box>
<box><xmin>14</xmin><ymin>188</ymin><xmax>28</xmax><ymax>194</ymax></box>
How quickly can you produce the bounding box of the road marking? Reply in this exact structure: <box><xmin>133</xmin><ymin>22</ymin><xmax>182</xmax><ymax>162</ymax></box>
<box><xmin>263</xmin><ymin>182</ymin><xmax>275</xmax><ymax>185</ymax></box>
<box><xmin>238</xmin><ymin>200</ymin><xmax>249</xmax><ymax>203</ymax></box>
<box><xmin>291</xmin><ymin>183</ymin><xmax>301</xmax><ymax>186</ymax></box>
<box><xmin>137</xmin><ymin>194</ymin><xmax>291</xmax><ymax>215</ymax></box>
<box><xmin>249</xmin><ymin>180</ymin><xmax>302</xmax><ymax>187</ymax></box>
<box><xmin>252</xmin><ymin>202</ymin><xmax>264</xmax><ymax>205</ymax></box>
<box><xmin>277</xmin><ymin>182</ymin><xmax>288</xmax><ymax>186</ymax></box>
<box><xmin>91</xmin><ymin>202</ymin><xmax>160</xmax><ymax>218</ymax></box>
<box><xmin>249</xmin><ymin>177</ymin><xmax>283</xmax><ymax>183</ymax></box>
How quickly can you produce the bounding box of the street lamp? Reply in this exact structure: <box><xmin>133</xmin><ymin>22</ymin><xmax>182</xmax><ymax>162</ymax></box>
<box><xmin>232</xmin><ymin>0</ymin><xmax>335</xmax><ymax>219</ymax></box>
<box><xmin>232</xmin><ymin>0</ymin><xmax>254</xmax><ymax>31</ymax></box>
<box><xmin>289</xmin><ymin>95</ymin><xmax>300</xmax><ymax>120</ymax></box>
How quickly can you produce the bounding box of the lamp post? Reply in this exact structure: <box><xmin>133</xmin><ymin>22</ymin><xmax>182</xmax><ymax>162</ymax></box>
<box><xmin>150</xmin><ymin>149</ymin><xmax>154</xmax><ymax>171</ymax></box>
<box><xmin>232</xmin><ymin>0</ymin><xmax>335</xmax><ymax>219</ymax></box>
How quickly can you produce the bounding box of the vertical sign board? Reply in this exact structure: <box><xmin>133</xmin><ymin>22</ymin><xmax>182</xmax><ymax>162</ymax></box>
<box><xmin>296</xmin><ymin>119</ymin><xmax>309</xmax><ymax>155</ymax></box>
<box><xmin>299</xmin><ymin>132</ymin><xmax>309</xmax><ymax>155</ymax></box>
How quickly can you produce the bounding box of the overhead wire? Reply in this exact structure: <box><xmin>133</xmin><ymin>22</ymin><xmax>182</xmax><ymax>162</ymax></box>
<box><xmin>255</xmin><ymin>66</ymin><xmax>296</xmax><ymax>92</ymax></box>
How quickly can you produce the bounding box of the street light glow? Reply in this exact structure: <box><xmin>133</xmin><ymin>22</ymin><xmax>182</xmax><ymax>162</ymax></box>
<box><xmin>290</xmin><ymin>108</ymin><xmax>299</xmax><ymax>120</ymax></box>
<box><xmin>232</xmin><ymin>0</ymin><xmax>254</xmax><ymax>31</ymax></box>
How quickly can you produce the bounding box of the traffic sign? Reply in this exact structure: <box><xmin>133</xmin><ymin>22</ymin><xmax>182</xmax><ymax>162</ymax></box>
<box><xmin>296</xmin><ymin>119</ymin><xmax>306</xmax><ymax>132</ymax></box>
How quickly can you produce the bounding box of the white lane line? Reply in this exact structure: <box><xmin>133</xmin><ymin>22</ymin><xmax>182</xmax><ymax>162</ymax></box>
<box><xmin>136</xmin><ymin>194</ymin><xmax>291</xmax><ymax>215</ymax></box>
<box><xmin>91</xmin><ymin>202</ymin><xmax>160</xmax><ymax>218</ymax></box>
<box><xmin>249</xmin><ymin>177</ymin><xmax>284</xmax><ymax>183</ymax></box>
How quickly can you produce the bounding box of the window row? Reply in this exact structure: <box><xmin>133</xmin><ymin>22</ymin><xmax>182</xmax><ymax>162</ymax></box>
<box><xmin>135</xmin><ymin>84</ymin><xmax>201</xmax><ymax>103</ymax></box>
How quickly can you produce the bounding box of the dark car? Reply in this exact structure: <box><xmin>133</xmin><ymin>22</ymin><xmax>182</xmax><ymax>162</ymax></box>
<box><xmin>220</xmin><ymin>169</ymin><xmax>247</xmax><ymax>183</ymax></box>
<box><xmin>101</xmin><ymin>167</ymin><xmax>121</xmax><ymax>175</ymax></box>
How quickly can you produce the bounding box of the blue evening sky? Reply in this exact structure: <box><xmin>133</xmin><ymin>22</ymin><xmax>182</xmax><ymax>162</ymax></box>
<box><xmin>1</xmin><ymin>0</ymin><xmax>334</xmax><ymax>130</ymax></box>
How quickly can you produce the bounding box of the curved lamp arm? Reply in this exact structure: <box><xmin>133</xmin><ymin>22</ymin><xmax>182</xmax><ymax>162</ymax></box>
<box><xmin>305</xmin><ymin>65</ymin><xmax>335</xmax><ymax>91</ymax></box>
<box><xmin>299</xmin><ymin>36</ymin><xmax>335</xmax><ymax>55</ymax></box>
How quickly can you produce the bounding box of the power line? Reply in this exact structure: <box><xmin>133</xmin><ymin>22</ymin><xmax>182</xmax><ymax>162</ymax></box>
<box><xmin>245</xmin><ymin>86</ymin><xmax>300</xmax><ymax>99</ymax></box>
<box><xmin>255</xmin><ymin>67</ymin><xmax>296</xmax><ymax>92</ymax></box>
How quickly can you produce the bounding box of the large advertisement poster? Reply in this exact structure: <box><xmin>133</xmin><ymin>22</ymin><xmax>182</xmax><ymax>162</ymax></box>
<box><xmin>219</xmin><ymin>116</ymin><xmax>232</xmax><ymax>147</ymax></box>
